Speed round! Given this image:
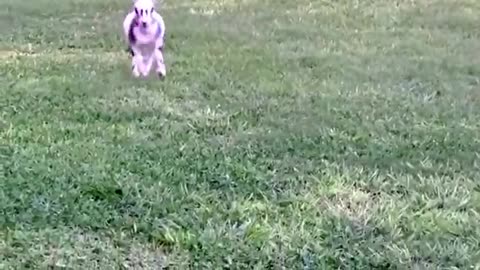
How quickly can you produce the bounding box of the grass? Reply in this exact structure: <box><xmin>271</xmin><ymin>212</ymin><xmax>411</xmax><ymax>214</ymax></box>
<box><xmin>1</xmin><ymin>0</ymin><xmax>480</xmax><ymax>268</ymax></box>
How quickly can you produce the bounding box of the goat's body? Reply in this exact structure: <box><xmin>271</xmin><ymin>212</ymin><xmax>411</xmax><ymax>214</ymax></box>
<box><xmin>123</xmin><ymin>10</ymin><xmax>166</xmax><ymax>78</ymax></box>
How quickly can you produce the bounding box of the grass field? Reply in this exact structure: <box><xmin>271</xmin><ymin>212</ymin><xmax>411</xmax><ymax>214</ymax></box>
<box><xmin>1</xmin><ymin>0</ymin><xmax>480</xmax><ymax>268</ymax></box>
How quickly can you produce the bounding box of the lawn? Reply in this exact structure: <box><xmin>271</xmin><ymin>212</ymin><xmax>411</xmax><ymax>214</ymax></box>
<box><xmin>1</xmin><ymin>0</ymin><xmax>480</xmax><ymax>268</ymax></box>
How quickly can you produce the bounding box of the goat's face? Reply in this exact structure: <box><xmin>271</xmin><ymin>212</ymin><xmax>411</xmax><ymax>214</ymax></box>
<box><xmin>133</xmin><ymin>0</ymin><xmax>155</xmax><ymax>28</ymax></box>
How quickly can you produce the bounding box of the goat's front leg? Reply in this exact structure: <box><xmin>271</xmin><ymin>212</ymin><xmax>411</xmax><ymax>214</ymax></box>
<box><xmin>129</xmin><ymin>46</ymin><xmax>142</xmax><ymax>78</ymax></box>
<box><xmin>154</xmin><ymin>40</ymin><xmax>166</xmax><ymax>78</ymax></box>
<box><xmin>141</xmin><ymin>53</ymin><xmax>155</xmax><ymax>77</ymax></box>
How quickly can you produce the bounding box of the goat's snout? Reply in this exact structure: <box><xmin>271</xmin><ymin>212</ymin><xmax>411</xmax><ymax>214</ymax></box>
<box><xmin>141</xmin><ymin>22</ymin><xmax>147</xmax><ymax>28</ymax></box>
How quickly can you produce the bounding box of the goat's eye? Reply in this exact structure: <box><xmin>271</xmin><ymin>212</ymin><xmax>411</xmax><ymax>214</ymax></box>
<box><xmin>134</xmin><ymin>8</ymin><xmax>138</xmax><ymax>15</ymax></box>
<box><xmin>150</xmin><ymin>8</ymin><xmax>154</xmax><ymax>13</ymax></box>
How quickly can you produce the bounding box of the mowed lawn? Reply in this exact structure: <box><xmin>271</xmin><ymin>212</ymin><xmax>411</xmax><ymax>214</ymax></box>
<box><xmin>1</xmin><ymin>0</ymin><xmax>480</xmax><ymax>268</ymax></box>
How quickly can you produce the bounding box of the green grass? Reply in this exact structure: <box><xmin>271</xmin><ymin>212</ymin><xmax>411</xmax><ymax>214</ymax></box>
<box><xmin>1</xmin><ymin>0</ymin><xmax>480</xmax><ymax>268</ymax></box>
